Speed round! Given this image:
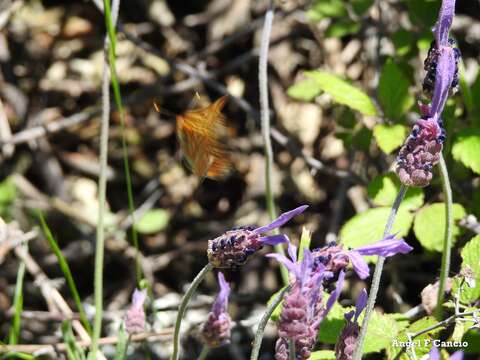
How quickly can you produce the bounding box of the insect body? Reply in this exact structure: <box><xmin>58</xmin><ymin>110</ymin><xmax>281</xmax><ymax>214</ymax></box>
<box><xmin>175</xmin><ymin>96</ymin><xmax>233</xmax><ymax>179</ymax></box>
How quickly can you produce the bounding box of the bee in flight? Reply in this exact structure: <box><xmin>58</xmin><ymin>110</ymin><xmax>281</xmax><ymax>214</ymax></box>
<box><xmin>155</xmin><ymin>95</ymin><xmax>233</xmax><ymax>180</ymax></box>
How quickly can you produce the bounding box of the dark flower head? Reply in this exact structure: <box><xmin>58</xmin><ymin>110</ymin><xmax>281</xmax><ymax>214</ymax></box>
<box><xmin>335</xmin><ymin>289</ymin><xmax>368</xmax><ymax>360</ymax></box>
<box><xmin>125</xmin><ymin>288</ymin><xmax>147</xmax><ymax>334</ymax></box>
<box><xmin>312</xmin><ymin>234</ymin><xmax>413</xmax><ymax>279</ymax></box>
<box><xmin>207</xmin><ymin>205</ymin><xmax>308</xmax><ymax>269</ymax></box>
<box><xmin>267</xmin><ymin>242</ymin><xmax>344</xmax><ymax>360</ymax></box>
<box><xmin>200</xmin><ymin>272</ymin><xmax>232</xmax><ymax>347</ymax></box>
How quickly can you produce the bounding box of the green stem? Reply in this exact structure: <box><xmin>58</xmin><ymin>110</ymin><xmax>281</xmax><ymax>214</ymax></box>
<box><xmin>258</xmin><ymin>4</ymin><xmax>289</xmax><ymax>286</ymax></box>
<box><xmin>8</xmin><ymin>242</ymin><xmax>27</xmax><ymax>344</ymax></box>
<box><xmin>288</xmin><ymin>339</ymin><xmax>296</xmax><ymax>360</ymax></box>
<box><xmin>436</xmin><ymin>154</ymin><xmax>453</xmax><ymax>319</ymax></box>
<box><xmin>171</xmin><ymin>263</ymin><xmax>213</xmax><ymax>360</ymax></box>
<box><xmin>197</xmin><ymin>346</ymin><xmax>210</xmax><ymax>360</ymax></box>
<box><xmin>352</xmin><ymin>185</ymin><xmax>407</xmax><ymax>360</ymax></box>
<box><xmin>250</xmin><ymin>285</ymin><xmax>291</xmax><ymax>360</ymax></box>
<box><xmin>38</xmin><ymin>211</ymin><xmax>92</xmax><ymax>334</ymax></box>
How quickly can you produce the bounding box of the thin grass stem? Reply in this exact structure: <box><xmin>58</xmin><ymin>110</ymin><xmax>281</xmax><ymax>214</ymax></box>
<box><xmin>436</xmin><ymin>154</ymin><xmax>453</xmax><ymax>319</ymax></box>
<box><xmin>8</xmin><ymin>241</ymin><xmax>27</xmax><ymax>344</ymax></box>
<box><xmin>197</xmin><ymin>346</ymin><xmax>209</xmax><ymax>360</ymax></box>
<box><xmin>352</xmin><ymin>184</ymin><xmax>408</xmax><ymax>360</ymax></box>
<box><xmin>258</xmin><ymin>3</ymin><xmax>289</xmax><ymax>285</ymax></box>
<box><xmin>38</xmin><ymin>211</ymin><xmax>92</xmax><ymax>334</ymax></box>
<box><xmin>171</xmin><ymin>263</ymin><xmax>214</xmax><ymax>360</ymax></box>
<box><xmin>250</xmin><ymin>285</ymin><xmax>290</xmax><ymax>360</ymax></box>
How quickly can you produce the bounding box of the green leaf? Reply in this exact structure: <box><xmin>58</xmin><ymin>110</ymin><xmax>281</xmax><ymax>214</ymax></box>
<box><xmin>392</xmin><ymin>29</ymin><xmax>415</xmax><ymax>57</ymax></box>
<box><xmin>413</xmin><ymin>203</ymin><xmax>466</xmax><ymax>252</ymax></box>
<box><xmin>288</xmin><ymin>71</ymin><xmax>377</xmax><ymax>116</ymax></box>
<box><xmin>267</xmin><ymin>286</ymin><xmax>287</xmax><ymax>322</ymax></box>
<box><xmin>387</xmin><ymin>316</ymin><xmax>440</xmax><ymax>359</ymax></box>
<box><xmin>136</xmin><ymin>209</ymin><xmax>170</xmax><ymax>234</ymax></box>
<box><xmin>307</xmin><ymin>0</ymin><xmax>347</xmax><ymax>21</ymax></box>
<box><xmin>318</xmin><ymin>299</ymin><xmax>350</xmax><ymax>344</ymax></box>
<box><xmin>340</xmin><ymin>207</ymin><xmax>414</xmax><ymax>251</ymax></box>
<box><xmin>351</xmin><ymin>0</ymin><xmax>374</xmax><ymax>15</ymax></box>
<box><xmin>362</xmin><ymin>312</ymin><xmax>401</xmax><ymax>353</ymax></box>
<box><xmin>407</xmin><ymin>0</ymin><xmax>439</xmax><ymax>29</ymax></box>
<box><xmin>378</xmin><ymin>59</ymin><xmax>414</xmax><ymax>120</ymax></box>
<box><xmin>452</xmin><ymin>235</ymin><xmax>480</xmax><ymax>304</ymax></box>
<box><xmin>373</xmin><ymin>124</ymin><xmax>408</xmax><ymax>154</ymax></box>
<box><xmin>367</xmin><ymin>173</ymin><xmax>424</xmax><ymax>210</ymax></box>
<box><xmin>325</xmin><ymin>21</ymin><xmax>361</xmax><ymax>38</ymax></box>
<box><xmin>114</xmin><ymin>323</ymin><xmax>129</xmax><ymax>360</ymax></box>
<box><xmin>0</xmin><ymin>177</ymin><xmax>16</xmax><ymax>204</ymax></box>
<box><xmin>309</xmin><ymin>350</ymin><xmax>336</xmax><ymax>360</ymax></box>
<box><xmin>452</xmin><ymin>128</ymin><xmax>480</xmax><ymax>174</ymax></box>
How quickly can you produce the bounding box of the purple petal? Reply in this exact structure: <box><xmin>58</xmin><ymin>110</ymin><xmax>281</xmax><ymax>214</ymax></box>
<box><xmin>131</xmin><ymin>288</ymin><xmax>147</xmax><ymax>310</ymax></box>
<box><xmin>298</xmin><ymin>248</ymin><xmax>313</xmax><ymax>287</ymax></box>
<box><xmin>213</xmin><ymin>272</ymin><xmax>230</xmax><ymax>316</ymax></box>
<box><xmin>266</xmin><ymin>253</ymin><xmax>297</xmax><ymax>275</ymax></box>
<box><xmin>429</xmin><ymin>346</ymin><xmax>440</xmax><ymax>360</ymax></box>
<box><xmin>354</xmin><ymin>234</ymin><xmax>413</xmax><ymax>258</ymax></box>
<box><xmin>315</xmin><ymin>270</ymin><xmax>345</xmax><ymax>327</ymax></box>
<box><xmin>287</xmin><ymin>241</ymin><xmax>297</xmax><ymax>263</ymax></box>
<box><xmin>344</xmin><ymin>310</ymin><xmax>355</xmax><ymax>322</ymax></box>
<box><xmin>434</xmin><ymin>0</ymin><xmax>456</xmax><ymax>47</ymax></box>
<box><xmin>253</xmin><ymin>205</ymin><xmax>308</xmax><ymax>234</ymax></box>
<box><xmin>347</xmin><ymin>250</ymin><xmax>370</xmax><ymax>279</ymax></box>
<box><xmin>353</xmin><ymin>288</ymin><xmax>368</xmax><ymax>323</ymax></box>
<box><xmin>450</xmin><ymin>351</ymin><xmax>464</xmax><ymax>360</ymax></box>
<box><xmin>261</xmin><ymin>234</ymin><xmax>289</xmax><ymax>246</ymax></box>
<box><xmin>430</xmin><ymin>47</ymin><xmax>456</xmax><ymax>116</ymax></box>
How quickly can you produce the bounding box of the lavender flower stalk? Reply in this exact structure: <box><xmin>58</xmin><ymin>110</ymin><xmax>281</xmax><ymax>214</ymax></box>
<box><xmin>396</xmin><ymin>0</ymin><xmax>459</xmax><ymax>188</ymax></box>
<box><xmin>208</xmin><ymin>205</ymin><xmax>308</xmax><ymax>268</ymax></box>
<box><xmin>125</xmin><ymin>288</ymin><xmax>147</xmax><ymax>334</ymax></box>
<box><xmin>335</xmin><ymin>289</ymin><xmax>368</xmax><ymax>360</ymax></box>
<box><xmin>267</xmin><ymin>244</ymin><xmax>344</xmax><ymax>360</ymax></box>
<box><xmin>200</xmin><ymin>272</ymin><xmax>232</xmax><ymax>347</ymax></box>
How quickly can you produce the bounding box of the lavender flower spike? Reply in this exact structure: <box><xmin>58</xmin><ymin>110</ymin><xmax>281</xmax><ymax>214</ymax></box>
<box><xmin>125</xmin><ymin>288</ymin><xmax>147</xmax><ymax>334</ymax></box>
<box><xmin>200</xmin><ymin>272</ymin><xmax>232</xmax><ymax>347</ymax></box>
<box><xmin>312</xmin><ymin>234</ymin><xmax>413</xmax><ymax>280</ymax></box>
<box><xmin>429</xmin><ymin>346</ymin><xmax>463</xmax><ymax>360</ymax></box>
<box><xmin>335</xmin><ymin>289</ymin><xmax>368</xmax><ymax>360</ymax></box>
<box><xmin>267</xmin><ymin>242</ymin><xmax>342</xmax><ymax>360</ymax></box>
<box><xmin>207</xmin><ymin>205</ymin><xmax>308</xmax><ymax>269</ymax></box>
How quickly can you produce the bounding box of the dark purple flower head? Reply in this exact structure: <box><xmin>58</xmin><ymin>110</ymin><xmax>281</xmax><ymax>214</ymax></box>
<box><xmin>125</xmin><ymin>288</ymin><xmax>147</xmax><ymax>334</ymax></box>
<box><xmin>335</xmin><ymin>289</ymin><xmax>368</xmax><ymax>360</ymax></box>
<box><xmin>267</xmin><ymin>243</ymin><xmax>344</xmax><ymax>360</ymax></box>
<box><xmin>207</xmin><ymin>205</ymin><xmax>308</xmax><ymax>269</ymax></box>
<box><xmin>200</xmin><ymin>272</ymin><xmax>232</xmax><ymax>348</ymax></box>
<box><xmin>429</xmin><ymin>346</ymin><xmax>463</xmax><ymax>360</ymax></box>
<box><xmin>313</xmin><ymin>234</ymin><xmax>413</xmax><ymax>279</ymax></box>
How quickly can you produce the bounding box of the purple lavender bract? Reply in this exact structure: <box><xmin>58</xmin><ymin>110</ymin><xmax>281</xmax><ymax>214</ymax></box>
<box><xmin>335</xmin><ymin>289</ymin><xmax>368</xmax><ymax>360</ymax></box>
<box><xmin>267</xmin><ymin>244</ymin><xmax>344</xmax><ymax>360</ymax></box>
<box><xmin>207</xmin><ymin>205</ymin><xmax>308</xmax><ymax>268</ymax></box>
<box><xmin>125</xmin><ymin>288</ymin><xmax>147</xmax><ymax>334</ymax></box>
<box><xmin>200</xmin><ymin>272</ymin><xmax>232</xmax><ymax>347</ymax></box>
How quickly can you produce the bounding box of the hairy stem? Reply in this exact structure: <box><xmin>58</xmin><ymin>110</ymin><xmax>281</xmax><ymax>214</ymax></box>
<box><xmin>250</xmin><ymin>285</ymin><xmax>291</xmax><ymax>360</ymax></box>
<box><xmin>197</xmin><ymin>346</ymin><xmax>210</xmax><ymax>360</ymax></box>
<box><xmin>436</xmin><ymin>154</ymin><xmax>453</xmax><ymax>319</ymax></box>
<box><xmin>91</xmin><ymin>0</ymin><xmax>120</xmax><ymax>358</ymax></box>
<box><xmin>258</xmin><ymin>3</ymin><xmax>289</xmax><ymax>285</ymax></box>
<box><xmin>288</xmin><ymin>339</ymin><xmax>296</xmax><ymax>360</ymax></box>
<box><xmin>352</xmin><ymin>185</ymin><xmax>407</xmax><ymax>360</ymax></box>
<box><xmin>171</xmin><ymin>263</ymin><xmax>213</xmax><ymax>360</ymax></box>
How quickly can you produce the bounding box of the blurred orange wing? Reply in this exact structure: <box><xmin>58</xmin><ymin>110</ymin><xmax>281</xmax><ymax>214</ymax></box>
<box><xmin>176</xmin><ymin>96</ymin><xmax>232</xmax><ymax>179</ymax></box>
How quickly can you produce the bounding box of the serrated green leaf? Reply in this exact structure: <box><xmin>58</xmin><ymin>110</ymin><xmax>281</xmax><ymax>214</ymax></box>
<box><xmin>452</xmin><ymin>129</ymin><xmax>480</xmax><ymax>174</ymax></box>
<box><xmin>318</xmin><ymin>299</ymin><xmax>351</xmax><ymax>344</ymax></box>
<box><xmin>288</xmin><ymin>71</ymin><xmax>377</xmax><ymax>116</ymax></box>
<box><xmin>413</xmin><ymin>203</ymin><xmax>466</xmax><ymax>252</ymax></box>
<box><xmin>362</xmin><ymin>312</ymin><xmax>401</xmax><ymax>353</ymax></box>
<box><xmin>378</xmin><ymin>59</ymin><xmax>414</xmax><ymax>120</ymax></box>
<box><xmin>373</xmin><ymin>124</ymin><xmax>408</xmax><ymax>154</ymax></box>
<box><xmin>340</xmin><ymin>207</ymin><xmax>414</xmax><ymax>252</ymax></box>
<box><xmin>367</xmin><ymin>173</ymin><xmax>424</xmax><ymax>210</ymax></box>
<box><xmin>309</xmin><ymin>350</ymin><xmax>336</xmax><ymax>360</ymax></box>
<box><xmin>453</xmin><ymin>235</ymin><xmax>480</xmax><ymax>304</ymax></box>
<box><xmin>387</xmin><ymin>316</ymin><xmax>440</xmax><ymax>359</ymax></box>
<box><xmin>307</xmin><ymin>0</ymin><xmax>347</xmax><ymax>21</ymax></box>
<box><xmin>136</xmin><ymin>209</ymin><xmax>170</xmax><ymax>234</ymax></box>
